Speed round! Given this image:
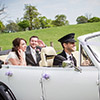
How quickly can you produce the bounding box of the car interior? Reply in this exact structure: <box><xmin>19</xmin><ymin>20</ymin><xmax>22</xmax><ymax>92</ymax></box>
<box><xmin>39</xmin><ymin>46</ymin><xmax>57</xmax><ymax>67</ymax></box>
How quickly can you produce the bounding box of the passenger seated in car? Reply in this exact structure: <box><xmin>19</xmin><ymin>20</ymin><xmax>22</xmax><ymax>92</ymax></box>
<box><xmin>5</xmin><ymin>38</ymin><xmax>27</xmax><ymax>66</ymax></box>
<box><xmin>26</xmin><ymin>36</ymin><xmax>46</xmax><ymax>66</ymax></box>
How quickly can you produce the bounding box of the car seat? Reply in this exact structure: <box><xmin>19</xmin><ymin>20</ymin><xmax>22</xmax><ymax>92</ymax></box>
<box><xmin>39</xmin><ymin>46</ymin><xmax>57</xmax><ymax>67</ymax></box>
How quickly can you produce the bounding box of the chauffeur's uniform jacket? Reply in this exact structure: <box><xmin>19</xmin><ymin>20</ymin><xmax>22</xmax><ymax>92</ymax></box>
<box><xmin>53</xmin><ymin>50</ymin><xmax>77</xmax><ymax>67</ymax></box>
<box><xmin>59</xmin><ymin>50</ymin><xmax>77</xmax><ymax>66</ymax></box>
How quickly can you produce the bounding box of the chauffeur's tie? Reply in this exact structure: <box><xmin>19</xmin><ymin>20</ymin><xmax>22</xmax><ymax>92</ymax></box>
<box><xmin>69</xmin><ymin>56</ymin><xmax>74</xmax><ymax>67</ymax></box>
<box><xmin>69</xmin><ymin>56</ymin><xmax>72</xmax><ymax>60</ymax></box>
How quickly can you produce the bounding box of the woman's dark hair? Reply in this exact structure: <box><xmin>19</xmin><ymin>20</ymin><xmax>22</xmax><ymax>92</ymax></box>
<box><xmin>12</xmin><ymin>38</ymin><xmax>27</xmax><ymax>59</ymax></box>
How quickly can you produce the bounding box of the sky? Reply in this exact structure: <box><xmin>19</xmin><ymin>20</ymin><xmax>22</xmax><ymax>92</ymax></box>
<box><xmin>1</xmin><ymin>0</ymin><xmax>100</xmax><ymax>25</ymax></box>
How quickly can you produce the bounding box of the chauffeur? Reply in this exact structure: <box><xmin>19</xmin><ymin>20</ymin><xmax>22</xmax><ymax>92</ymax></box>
<box><xmin>53</xmin><ymin>33</ymin><xmax>77</xmax><ymax>67</ymax></box>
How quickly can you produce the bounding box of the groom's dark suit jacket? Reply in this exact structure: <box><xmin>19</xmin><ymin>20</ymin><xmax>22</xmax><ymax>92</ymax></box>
<box><xmin>25</xmin><ymin>46</ymin><xmax>41</xmax><ymax>66</ymax></box>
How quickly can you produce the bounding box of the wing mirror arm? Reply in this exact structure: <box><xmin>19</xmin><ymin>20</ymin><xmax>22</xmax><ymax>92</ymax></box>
<box><xmin>74</xmin><ymin>66</ymin><xmax>82</xmax><ymax>73</ymax></box>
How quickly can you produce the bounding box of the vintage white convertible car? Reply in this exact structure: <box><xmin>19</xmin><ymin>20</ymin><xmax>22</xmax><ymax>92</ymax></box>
<box><xmin>0</xmin><ymin>31</ymin><xmax>100</xmax><ymax>100</ymax></box>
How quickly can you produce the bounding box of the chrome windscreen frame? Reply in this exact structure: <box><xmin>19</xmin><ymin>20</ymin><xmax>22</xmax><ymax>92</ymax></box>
<box><xmin>85</xmin><ymin>34</ymin><xmax>100</xmax><ymax>63</ymax></box>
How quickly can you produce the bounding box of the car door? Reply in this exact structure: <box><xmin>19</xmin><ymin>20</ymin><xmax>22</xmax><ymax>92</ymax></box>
<box><xmin>1</xmin><ymin>65</ymin><xmax>43</xmax><ymax>100</ymax></box>
<box><xmin>41</xmin><ymin>67</ymin><xmax>99</xmax><ymax>100</ymax></box>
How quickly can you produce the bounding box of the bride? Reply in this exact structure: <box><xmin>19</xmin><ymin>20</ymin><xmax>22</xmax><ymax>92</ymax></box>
<box><xmin>5</xmin><ymin>38</ymin><xmax>27</xmax><ymax>66</ymax></box>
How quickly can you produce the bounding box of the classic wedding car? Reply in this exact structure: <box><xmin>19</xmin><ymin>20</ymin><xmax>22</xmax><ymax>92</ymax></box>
<box><xmin>0</xmin><ymin>31</ymin><xmax>100</xmax><ymax>100</ymax></box>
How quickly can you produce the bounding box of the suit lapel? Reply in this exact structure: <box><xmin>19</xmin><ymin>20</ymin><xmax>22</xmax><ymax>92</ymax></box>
<box><xmin>26</xmin><ymin>46</ymin><xmax>37</xmax><ymax>64</ymax></box>
<box><xmin>59</xmin><ymin>50</ymin><xmax>77</xmax><ymax>66</ymax></box>
<box><xmin>59</xmin><ymin>50</ymin><xmax>67</xmax><ymax>60</ymax></box>
<box><xmin>28</xmin><ymin>53</ymin><xmax>36</xmax><ymax>64</ymax></box>
<box><xmin>36</xmin><ymin>50</ymin><xmax>41</xmax><ymax>64</ymax></box>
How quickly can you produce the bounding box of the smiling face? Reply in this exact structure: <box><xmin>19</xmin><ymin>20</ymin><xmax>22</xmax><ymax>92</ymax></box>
<box><xmin>19</xmin><ymin>40</ymin><xmax>27</xmax><ymax>52</ymax></box>
<box><xmin>63</xmin><ymin>42</ymin><xmax>76</xmax><ymax>54</ymax></box>
<box><xmin>29</xmin><ymin>37</ymin><xmax>39</xmax><ymax>49</ymax></box>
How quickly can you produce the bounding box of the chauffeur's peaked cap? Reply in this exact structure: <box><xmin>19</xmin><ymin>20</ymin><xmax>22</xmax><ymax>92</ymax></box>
<box><xmin>58</xmin><ymin>33</ymin><xmax>76</xmax><ymax>43</ymax></box>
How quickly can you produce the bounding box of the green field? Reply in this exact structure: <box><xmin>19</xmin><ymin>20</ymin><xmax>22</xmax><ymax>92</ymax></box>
<box><xmin>0</xmin><ymin>22</ymin><xmax>100</xmax><ymax>52</ymax></box>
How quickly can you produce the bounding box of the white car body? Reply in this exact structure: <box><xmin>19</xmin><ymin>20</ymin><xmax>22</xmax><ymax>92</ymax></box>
<box><xmin>0</xmin><ymin>31</ymin><xmax>100</xmax><ymax>100</ymax></box>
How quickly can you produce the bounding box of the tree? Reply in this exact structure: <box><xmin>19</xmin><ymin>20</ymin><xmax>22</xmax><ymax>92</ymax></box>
<box><xmin>0</xmin><ymin>21</ymin><xmax>3</xmax><ymax>29</ymax></box>
<box><xmin>45</xmin><ymin>19</ymin><xmax>52</xmax><ymax>28</ymax></box>
<box><xmin>18</xmin><ymin>20</ymin><xmax>30</xmax><ymax>31</ymax></box>
<box><xmin>16</xmin><ymin>18</ymin><xmax>21</xmax><ymax>24</ymax></box>
<box><xmin>76</xmin><ymin>16</ymin><xmax>88</xmax><ymax>24</ymax></box>
<box><xmin>0</xmin><ymin>21</ymin><xmax>5</xmax><ymax>33</ymax></box>
<box><xmin>52</xmin><ymin>14</ymin><xmax>69</xmax><ymax>26</ymax></box>
<box><xmin>32</xmin><ymin>17</ymin><xmax>41</xmax><ymax>29</ymax></box>
<box><xmin>24</xmin><ymin>4</ymin><xmax>40</xmax><ymax>30</ymax></box>
<box><xmin>5</xmin><ymin>21</ymin><xmax>19</xmax><ymax>32</ymax></box>
<box><xmin>88</xmin><ymin>17</ymin><xmax>100</xmax><ymax>23</ymax></box>
<box><xmin>39</xmin><ymin>16</ymin><xmax>52</xmax><ymax>29</ymax></box>
<box><xmin>0</xmin><ymin>2</ymin><xmax>6</xmax><ymax>16</ymax></box>
<box><xmin>0</xmin><ymin>2</ymin><xmax>7</xmax><ymax>24</ymax></box>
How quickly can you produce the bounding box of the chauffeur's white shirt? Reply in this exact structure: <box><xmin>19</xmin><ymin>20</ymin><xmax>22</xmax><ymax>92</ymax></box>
<box><xmin>65</xmin><ymin>52</ymin><xmax>74</xmax><ymax>66</ymax></box>
<box><xmin>65</xmin><ymin>52</ymin><xmax>72</xmax><ymax>61</ymax></box>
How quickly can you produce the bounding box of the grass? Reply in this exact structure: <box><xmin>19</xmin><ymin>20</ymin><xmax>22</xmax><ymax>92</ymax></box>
<box><xmin>0</xmin><ymin>22</ymin><xmax>100</xmax><ymax>51</ymax></box>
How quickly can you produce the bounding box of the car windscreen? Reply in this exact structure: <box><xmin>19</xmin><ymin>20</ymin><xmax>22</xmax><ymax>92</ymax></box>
<box><xmin>86</xmin><ymin>34</ymin><xmax>100</xmax><ymax>62</ymax></box>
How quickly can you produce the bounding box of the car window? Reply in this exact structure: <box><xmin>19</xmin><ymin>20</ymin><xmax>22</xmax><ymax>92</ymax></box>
<box><xmin>80</xmin><ymin>45</ymin><xmax>94</xmax><ymax>66</ymax></box>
